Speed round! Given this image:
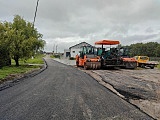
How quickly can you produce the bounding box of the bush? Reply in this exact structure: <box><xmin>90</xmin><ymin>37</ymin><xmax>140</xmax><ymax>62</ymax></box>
<box><xmin>54</xmin><ymin>55</ymin><xmax>60</xmax><ymax>58</ymax></box>
<box><xmin>69</xmin><ymin>57</ymin><xmax>75</xmax><ymax>60</ymax></box>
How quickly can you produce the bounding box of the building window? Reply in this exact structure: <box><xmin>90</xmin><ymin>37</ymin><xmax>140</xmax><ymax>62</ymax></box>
<box><xmin>72</xmin><ymin>51</ymin><xmax>75</xmax><ymax>53</ymax></box>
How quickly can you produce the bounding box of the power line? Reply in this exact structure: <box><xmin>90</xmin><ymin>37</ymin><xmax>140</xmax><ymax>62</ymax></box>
<box><xmin>33</xmin><ymin>0</ymin><xmax>40</xmax><ymax>27</ymax></box>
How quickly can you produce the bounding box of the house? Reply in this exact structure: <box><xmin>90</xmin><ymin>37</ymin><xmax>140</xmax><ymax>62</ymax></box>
<box><xmin>69</xmin><ymin>42</ymin><xmax>93</xmax><ymax>58</ymax></box>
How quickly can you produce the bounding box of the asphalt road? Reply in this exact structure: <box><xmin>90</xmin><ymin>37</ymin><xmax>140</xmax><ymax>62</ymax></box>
<box><xmin>0</xmin><ymin>57</ymin><xmax>153</xmax><ymax>120</ymax></box>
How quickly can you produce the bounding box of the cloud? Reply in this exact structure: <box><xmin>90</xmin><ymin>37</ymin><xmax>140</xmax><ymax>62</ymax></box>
<box><xmin>0</xmin><ymin>0</ymin><xmax>160</xmax><ymax>52</ymax></box>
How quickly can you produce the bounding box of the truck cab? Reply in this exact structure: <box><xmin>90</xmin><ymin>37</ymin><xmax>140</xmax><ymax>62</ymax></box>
<box><xmin>134</xmin><ymin>56</ymin><xmax>159</xmax><ymax>69</ymax></box>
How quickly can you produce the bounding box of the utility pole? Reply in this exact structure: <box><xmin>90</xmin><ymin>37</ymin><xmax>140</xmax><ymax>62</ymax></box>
<box><xmin>33</xmin><ymin>0</ymin><xmax>40</xmax><ymax>27</ymax></box>
<box><xmin>53</xmin><ymin>44</ymin><xmax>55</xmax><ymax>53</ymax></box>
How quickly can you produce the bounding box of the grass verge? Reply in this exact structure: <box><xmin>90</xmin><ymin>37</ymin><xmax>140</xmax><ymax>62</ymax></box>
<box><xmin>0</xmin><ymin>65</ymin><xmax>39</xmax><ymax>80</ymax></box>
<box><xmin>157</xmin><ymin>63</ymin><xmax>160</xmax><ymax>69</ymax></box>
<box><xmin>0</xmin><ymin>54</ymin><xmax>45</xmax><ymax>83</ymax></box>
<box><xmin>50</xmin><ymin>55</ymin><xmax>54</xmax><ymax>58</ymax></box>
<box><xmin>12</xmin><ymin>54</ymin><xmax>45</xmax><ymax>65</ymax></box>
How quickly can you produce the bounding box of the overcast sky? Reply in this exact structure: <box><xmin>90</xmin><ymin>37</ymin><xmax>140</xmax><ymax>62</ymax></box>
<box><xmin>0</xmin><ymin>0</ymin><xmax>160</xmax><ymax>52</ymax></box>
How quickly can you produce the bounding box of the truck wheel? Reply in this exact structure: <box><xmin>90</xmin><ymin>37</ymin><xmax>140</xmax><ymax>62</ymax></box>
<box><xmin>141</xmin><ymin>64</ymin><xmax>145</xmax><ymax>68</ymax></box>
<box><xmin>150</xmin><ymin>66</ymin><xmax>154</xmax><ymax>69</ymax></box>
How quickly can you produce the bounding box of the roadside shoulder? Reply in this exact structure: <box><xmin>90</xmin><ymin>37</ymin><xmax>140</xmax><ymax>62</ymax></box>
<box><xmin>0</xmin><ymin>58</ymin><xmax>47</xmax><ymax>91</ymax></box>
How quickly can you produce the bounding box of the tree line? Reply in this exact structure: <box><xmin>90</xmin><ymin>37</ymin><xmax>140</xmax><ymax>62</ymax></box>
<box><xmin>0</xmin><ymin>15</ymin><xmax>45</xmax><ymax>67</ymax></box>
<box><xmin>126</xmin><ymin>42</ymin><xmax>160</xmax><ymax>57</ymax></box>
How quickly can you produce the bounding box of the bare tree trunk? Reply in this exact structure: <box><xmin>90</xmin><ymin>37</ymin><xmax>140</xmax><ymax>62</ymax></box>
<box><xmin>14</xmin><ymin>56</ymin><xmax>19</xmax><ymax>66</ymax></box>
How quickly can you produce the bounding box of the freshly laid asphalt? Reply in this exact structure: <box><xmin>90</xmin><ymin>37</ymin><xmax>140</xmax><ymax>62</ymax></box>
<box><xmin>0</xmin><ymin>57</ymin><xmax>153</xmax><ymax>120</ymax></box>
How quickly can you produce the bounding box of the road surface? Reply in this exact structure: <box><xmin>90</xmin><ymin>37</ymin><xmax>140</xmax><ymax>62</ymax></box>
<box><xmin>0</xmin><ymin>57</ymin><xmax>153</xmax><ymax>120</ymax></box>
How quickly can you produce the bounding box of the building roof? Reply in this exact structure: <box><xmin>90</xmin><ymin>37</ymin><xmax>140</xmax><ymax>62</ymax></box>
<box><xmin>69</xmin><ymin>42</ymin><xmax>93</xmax><ymax>49</ymax></box>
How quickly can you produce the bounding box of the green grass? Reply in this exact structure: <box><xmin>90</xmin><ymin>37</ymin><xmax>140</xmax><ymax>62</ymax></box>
<box><xmin>24</xmin><ymin>55</ymin><xmax>44</xmax><ymax>64</ymax></box>
<box><xmin>0</xmin><ymin>65</ymin><xmax>39</xmax><ymax>80</ymax></box>
<box><xmin>157</xmin><ymin>63</ymin><xmax>160</xmax><ymax>69</ymax></box>
<box><xmin>0</xmin><ymin>54</ymin><xmax>45</xmax><ymax>81</ymax></box>
<box><xmin>50</xmin><ymin>55</ymin><xmax>54</xmax><ymax>58</ymax></box>
<box><xmin>50</xmin><ymin>54</ymin><xmax>60</xmax><ymax>58</ymax></box>
<box><xmin>12</xmin><ymin>54</ymin><xmax>45</xmax><ymax>65</ymax></box>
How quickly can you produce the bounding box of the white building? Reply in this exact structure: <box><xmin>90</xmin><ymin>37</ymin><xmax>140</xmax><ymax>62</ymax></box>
<box><xmin>69</xmin><ymin>42</ymin><xmax>92</xmax><ymax>58</ymax></box>
<box><xmin>64</xmin><ymin>49</ymin><xmax>70</xmax><ymax>58</ymax></box>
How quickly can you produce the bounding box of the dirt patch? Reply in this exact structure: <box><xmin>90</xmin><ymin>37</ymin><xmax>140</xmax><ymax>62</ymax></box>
<box><xmin>0</xmin><ymin>74</ymin><xmax>23</xmax><ymax>84</ymax></box>
<box><xmin>81</xmin><ymin>68</ymin><xmax>160</xmax><ymax>120</ymax></box>
<box><xmin>130</xmin><ymin>99</ymin><xmax>160</xmax><ymax>120</ymax></box>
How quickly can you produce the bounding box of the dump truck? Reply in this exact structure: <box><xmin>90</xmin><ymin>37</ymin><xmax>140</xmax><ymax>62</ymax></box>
<box><xmin>76</xmin><ymin>45</ymin><xmax>101</xmax><ymax>69</ymax></box>
<box><xmin>134</xmin><ymin>56</ymin><xmax>159</xmax><ymax>69</ymax></box>
<box><xmin>95</xmin><ymin>40</ymin><xmax>125</xmax><ymax>68</ymax></box>
<box><xmin>119</xmin><ymin>47</ymin><xmax>137</xmax><ymax>69</ymax></box>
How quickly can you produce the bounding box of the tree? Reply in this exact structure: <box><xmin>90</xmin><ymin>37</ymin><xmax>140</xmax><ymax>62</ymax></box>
<box><xmin>155</xmin><ymin>44</ymin><xmax>160</xmax><ymax>57</ymax></box>
<box><xmin>0</xmin><ymin>22</ymin><xmax>11</xmax><ymax>67</ymax></box>
<box><xmin>144</xmin><ymin>42</ymin><xmax>159</xmax><ymax>57</ymax></box>
<box><xmin>6</xmin><ymin>15</ymin><xmax>45</xmax><ymax>66</ymax></box>
<box><xmin>129</xmin><ymin>43</ymin><xmax>144</xmax><ymax>56</ymax></box>
<box><xmin>126</xmin><ymin>42</ymin><xmax>160</xmax><ymax>57</ymax></box>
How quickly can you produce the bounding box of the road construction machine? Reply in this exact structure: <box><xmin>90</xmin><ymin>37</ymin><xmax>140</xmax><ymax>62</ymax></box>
<box><xmin>76</xmin><ymin>45</ymin><xmax>101</xmax><ymax>69</ymax></box>
<box><xmin>119</xmin><ymin>47</ymin><xmax>137</xmax><ymax>69</ymax></box>
<box><xmin>95</xmin><ymin>40</ymin><xmax>124</xmax><ymax>68</ymax></box>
